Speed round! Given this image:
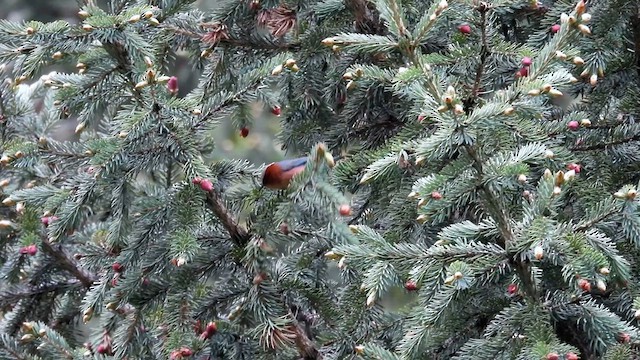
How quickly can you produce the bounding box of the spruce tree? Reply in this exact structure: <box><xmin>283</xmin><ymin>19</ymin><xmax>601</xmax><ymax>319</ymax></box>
<box><xmin>1</xmin><ymin>0</ymin><xmax>640</xmax><ymax>359</ymax></box>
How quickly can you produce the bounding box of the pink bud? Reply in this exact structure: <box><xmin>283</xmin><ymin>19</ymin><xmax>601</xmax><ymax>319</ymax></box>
<box><xmin>567</xmin><ymin>163</ymin><xmax>581</xmax><ymax>173</ymax></box>
<box><xmin>19</xmin><ymin>246</ymin><xmax>29</xmax><ymax>254</ymax></box>
<box><xmin>418</xmin><ymin>114</ymin><xmax>425</xmax><ymax>122</ymax></box>
<box><xmin>518</xmin><ymin>67</ymin><xmax>529</xmax><ymax>77</ymax></box>
<box><xmin>192</xmin><ymin>177</ymin><xmax>202</xmax><ymax>185</ymax></box>
<box><xmin>521</xmin><ymin>57</ymin><xmax>532</xmax><ymax>66</ymax></box>
<box><xmin>41</xmin><ymin>216</ymin><xmax>58</xmax><ymax>227</ymax></box>
<box><xmin>167</xmin><ymin>76</ymin><xmax>178</xmax><ymax>94</ymax></box>
<box><xmin>551</xmin><ymin>24</ymin><xmax>561</xmax><ymax>33</ymax></box>
<box><xmin>27</xmin><ymin>244</ymin><xmax>37</xmax><ymax>256</ymax></box>
<box><xmin>567</xmin><ymin>121</ymin><xmax>579</xmax><ymax>131</ymax></box>
<box><xmin>458</xmin><ymin>24</ymin><xmax>471</xmax><ymax>34</ymax></box>
<box><xmin>199</xmin><ymin>179</ymin><xmax>214</xmax><ymax>192</ymax></box>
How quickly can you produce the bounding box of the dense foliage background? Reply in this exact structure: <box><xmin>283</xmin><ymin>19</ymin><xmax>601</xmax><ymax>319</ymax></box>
<box><xmin>2</xmin><ymin>0</ymin><xmax>640</xmax><ymax>359</ymax></box>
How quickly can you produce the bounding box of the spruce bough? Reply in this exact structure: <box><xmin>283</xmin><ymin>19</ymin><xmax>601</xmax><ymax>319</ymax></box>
<box><xmin>1</xmin><ymin>0</ymin><xmax>640</xmax><ymax>359</ymax></box>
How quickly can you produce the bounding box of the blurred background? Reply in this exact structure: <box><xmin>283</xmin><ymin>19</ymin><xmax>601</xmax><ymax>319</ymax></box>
<box><xmin>1</xmin><ymin>0</ymin><xmax>286</xmax><ymax>167</ymax></box>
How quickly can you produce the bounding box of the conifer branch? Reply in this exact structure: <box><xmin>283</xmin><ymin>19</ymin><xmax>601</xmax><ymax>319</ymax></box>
<box><xmin>631</xmin><ymin>6</ymin><xmax>640</xmax><ymax>78</ymax></box>
<box><xmin>41</xmin><ymin>239</ymin><xmax>96</xmax><ymax>287</ymax></box>
<box><xmin>471</xmin><ymin>5</ymin><xmax>490</xmax><ymax>98</ymax></box>
<box><xmin>163</xmin><ymin>26</ymin><xmax>301</xmax><ymax>51</ymax></box>
<box><xmin>345</xmin><ymin>0</ymin><xmax>385</xmax><ymax>34</ymax></box>
<box><xmin>204</xmin><ymin>189</ymin><xmax>249</xmax><ymax>246</ymax></box>
<box><xmin>292</xmin><ymin>323</ymin><xmax>321</xmax><ymax>360</ymax></box>
<box><xmin>570</xmin><ymin>133</ymin><xmax>640</xmax><ymax>151</ymax></box>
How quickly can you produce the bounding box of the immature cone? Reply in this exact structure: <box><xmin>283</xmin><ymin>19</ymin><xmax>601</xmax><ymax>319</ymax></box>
<box><xmin>507</xmin><ymin>283</ymin><xmax>518</xmax><ymax>295</ymax></box>
<box><xmin>167</xmin><ymin>76</ymin><xmax>178</xmax><ymax>94</ymax></box>
<box><xmin>405</xmin><ymin>281</ymin><xmax>418</xmax><ymax>291</ymax></box>
<box><xmin>240</xmin><ymin>127</ymin><xmax>249</xmax><ymax>138</ymax></box>
<box><xmin>521</xmin><ymin>57</ymin><xmax>532</xmax><ymax>66</ymax></box>
<box><xmin>180</xmin><ymin>348</ymin><xmax>193</xmax><ymax>357</ymax></box>
<box><xmin>619</xmin><ymin>333</ymin><xmax>631</xmax><ymax>343</ymax></box>
<box><xmin>458</xmin><ymin>24</ymin><xmax>471</xmax><ymax>34</ymax></box>
<box><xmin>199</xmin><ymin>179</ymin><xmax>214</xmax><ymax>192</ymax></box>
<box><xmin>551</xmin><ymin>24</ymin><xmax>561</xmax><ymax>33</ymax></box>
<box><xmin>567</xmin><ymin>163</ymin><xmax>581</xmax><ymax>173</ymax></box>
<box><xmin>518</xmin><ymin>67</ymin><xmax>528</xmax><ymax>77</ymax></box>
<box><xmin>565</xmin><ymin>352</ymin><xmax>579</xmax><ymax>360</ymax></box>
<box><xmin>578</xmin><ymin>278</ymin><xmax>591</xmax><ymax>292</ymax></box>
<box><xmin>567</xmin><ymin>121</ymin><xmax>579</xmax><ymax>131</ymax></box>
<box><xmin>271</xmin><ymin>106</ymin><xmax>281</xmax><ymax>116</ymax></box>
<box><xmin>546</xmin><ymin>353</ymin><xmax>559</xmax><ymax>360</ymax></box>
<box><xmin>339</xmin><ymin>204</ymin><xmax>352</xmax><ymax>216</ymax></box>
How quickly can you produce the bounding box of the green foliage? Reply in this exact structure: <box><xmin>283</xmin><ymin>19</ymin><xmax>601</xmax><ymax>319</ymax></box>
<box><xmin>2</xmin><ymin>0</ymin><xmax>640</xmax><ymax>359</ymax></box>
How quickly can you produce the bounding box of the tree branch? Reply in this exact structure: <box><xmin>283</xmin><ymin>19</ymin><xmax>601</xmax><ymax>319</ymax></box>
<box><xmin>204</xmin><ymin>189</ymin><xmax>249</xmax><ymax>247</ymax></box>
<box><xmin>570</xmin><ymin>133</ymin><xmax>640</xmax><ymax>151</ymax></box>
<box><xmin>630</xmin><ymin>4</ymin><xmax>640</xmax><ymax>78</ymax></box>
<box><xmin>292</xmin><ymin>323</ymin><xmax>321</xmax><ymax>360</ymax></box>
<box><xmin>41</xmin><ymin>239</ymin><xmax>96</xmax><ymax>287</ymax></box>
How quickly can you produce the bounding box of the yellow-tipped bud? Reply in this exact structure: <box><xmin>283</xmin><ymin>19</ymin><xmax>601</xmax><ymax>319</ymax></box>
<box><xmin>82</xmin><ymin>24</ymin><xmax>94</xmax><ymax>32</ymax></box>
<box><xmin>548</xmin><ymin>89</ymin><xmax>563</xmax><ymax>97</ymax></box>
<box><xmin>577</xmin><ymin>24</ymin><xmax>591</xmax><ymax>35</ymax></box>
<box><xmin>75</xmin><ymin>122</ymin><xmax>86</xmax><ymax>134</ymax></box>
<box><xmin>321</xmin><ymin>37</ymin><xmax>336</xmax><ymax>46</ymax></box>
<box><xmin>271</xmin><ymin>64</ymin><xmax>283</xmax><ymax>76</ymax></box>
<box><xmin>366</xmin><ymin>292</ymin><xmax>376</xmax><ymax>307</ymax></box>
<box><xmin>573</xmin><ymin>57</ymin><xmax>585</xmax><ymax>66</ymax></box>
<box><xmin>145</xmin><ymin>69</ymin><xmax>156</xmax><ymax>82</ymax></box>
<box><xmin>575</xmin><ymin>0</ymin><xmax>586</xmax><ymax>15</ymax></box>
<box><xmin>52</xmin><ymin>51</ymin><xmax>63</xmax><ymax>60</ymax></box>
<box><xmin>128</xmin><ymin>14</ymin><xmax>141</xmax><ymax>23</ymax></box>
<box><xmin>134</xmin><ymin>80</ymin><xmax>148</xmax><ymax>90</ymax></box>
<box><xmin>534</xmin><ymin>245</ymin><xmax>544</xmax><ymax>260</ymax></box>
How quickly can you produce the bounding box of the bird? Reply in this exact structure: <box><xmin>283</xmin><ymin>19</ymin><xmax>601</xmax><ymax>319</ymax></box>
<box><xmin>262</xmin><ymin>156</ymin><xmax>309</xmax><ymax>190</ymax></box>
